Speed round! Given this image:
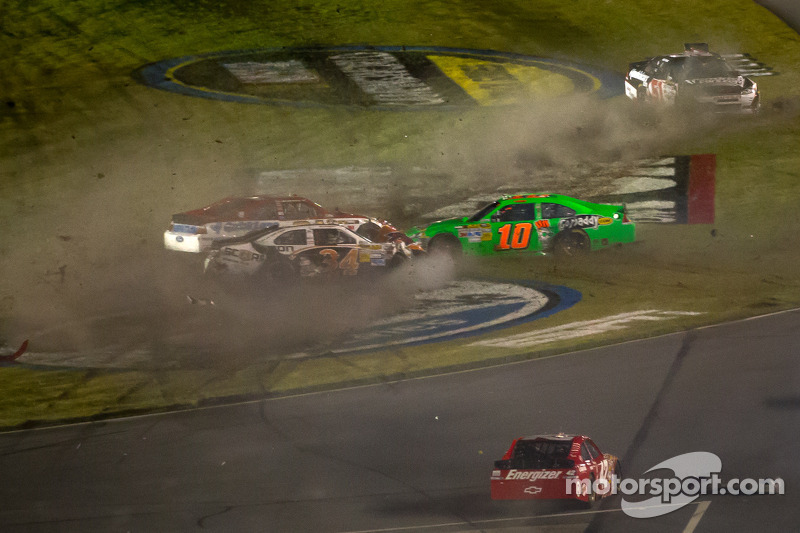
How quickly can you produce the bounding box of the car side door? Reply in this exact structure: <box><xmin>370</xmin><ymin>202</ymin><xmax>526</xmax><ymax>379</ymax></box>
<box><xmin>581</xmin><ymin>439</ymin><xmax>611</xmax><ymax>488</ymax></box>
<box><xmin>249</xmin><ymin>227</ymin><xmax>309</xmax><ymax>275</ymax></box>
<box><xmin>310</xmin><ymin>227</ymin><xmax>362</xmax><ymax>276</ymax></box>
<box><xmin>488</xmin><ymin>201</ymin><xmax>541</xmax><ymax>254</ymax></box>
<box><xmin>648</xmin><ymin>59</ymin><xmax>678</xmax><ymax>104</ymax></box>
<box><xmin>539</xmin><ymin>201</ymin><xmax>579</xmax><ymax>249</ymax></box>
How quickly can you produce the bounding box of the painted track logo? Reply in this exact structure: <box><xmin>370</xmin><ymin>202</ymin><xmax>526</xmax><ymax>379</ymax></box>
<box><xmin>14</xmin><ymin>280</ymin><xmax>580</xmax><ymax>370</ymax></box>
<box><xmin>135</xmin><ymin>45</ymin><xmax>622</xmax><ymax>108</ymax></box>
<box><xmin>310</xmin><ymin>279</ymin><xmax>581</xmax><ymax>355</ymax></box>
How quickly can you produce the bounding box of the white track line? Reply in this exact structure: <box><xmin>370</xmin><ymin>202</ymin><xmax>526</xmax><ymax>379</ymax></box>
<box><xmin>5</xmin><ymin>307</ymin><xmax>799</xmax><ymax>434</ymax></box>
<box><xmin>339</xmin><ymin>500</ymin><xmax>712</xmax><ymax>533</ymax></box>
<box><xmin>682</xmin><ymin>500</ymin><xmax>711</xmax><ymax>533</ymax></box>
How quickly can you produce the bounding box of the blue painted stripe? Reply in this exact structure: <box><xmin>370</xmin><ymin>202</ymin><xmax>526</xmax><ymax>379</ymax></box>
<box><xmin>331</xmin><ymin>280</ymin><xmax>582</xmax><ymax>355</ymax></box>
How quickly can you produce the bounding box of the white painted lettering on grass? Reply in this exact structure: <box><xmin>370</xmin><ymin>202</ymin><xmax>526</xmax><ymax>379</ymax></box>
<box><xmin>470</xmin><ymin>310</ymin><xmax>702</xmax><ymax>349</ymax></box>
<box><xmin>330</xmin><ymin>51</ymin><xmax>445</xmax><ymax>105</ymax></box>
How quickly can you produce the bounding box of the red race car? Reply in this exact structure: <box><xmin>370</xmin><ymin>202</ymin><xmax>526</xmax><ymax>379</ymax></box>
<box><xmin>491</xmin><ymin>434</ymin><xmax>621</xmax><ymax>506</ymax></box>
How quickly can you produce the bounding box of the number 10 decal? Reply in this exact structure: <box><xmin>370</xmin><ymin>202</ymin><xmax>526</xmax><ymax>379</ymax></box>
<box><xmin>497</xmin><ymin>223</ymin><xmax>533</xmax><ymax>250</ymax></box>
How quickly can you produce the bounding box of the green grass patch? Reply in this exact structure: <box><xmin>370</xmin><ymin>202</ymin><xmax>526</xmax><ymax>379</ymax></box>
<box><xmin>1</xmin><ymin>0</ymin><xmax>799</xmax><ymax>428</ymax></box>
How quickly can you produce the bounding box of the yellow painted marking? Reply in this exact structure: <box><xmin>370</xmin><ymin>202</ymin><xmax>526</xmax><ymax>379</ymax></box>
<box><xmin>427</xmin><ymin>55</ymin><xmax>576</xmax><ymax>105</ymax></box>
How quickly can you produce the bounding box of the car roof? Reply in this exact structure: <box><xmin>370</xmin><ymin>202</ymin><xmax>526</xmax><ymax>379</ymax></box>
<box><xmin>287</xmin><ymin>223</ymin><xmax>359</xmax><ymax>229</ymax></box>
<box><xmin>519</xmin><ymin>434</ymin><xmax>585</xmax><ymax>442</ymax></box>
<box><xmin>211</xmin><ymin>224</ymin><xmax>282</xmax><ymax>247</ymax></box>
<box><xmin>499</xmin><ymin>193</ymin><xmax>596</xmax><ymax>207</ymax></box>
<box><xmin>499</xmin><ymin>193</ymin><xmax>552</xmax><ymax>202</ymax></box>
<box><xmin>210</xmin><ymin>194</ymin><xmax>316</xmax><ymax>204</ymax></box>
<box><xmin>666</xmin><ymin>51</ymin><xmax>716</xmax><ymax>59</ymax></box>
<box><xmin>211</xmin><ymin>223</ymin><xmax>365</xmax><ymax>248</ymax></box>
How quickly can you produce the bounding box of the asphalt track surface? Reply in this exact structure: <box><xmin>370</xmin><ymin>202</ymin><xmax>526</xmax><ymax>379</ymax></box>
<box><xmin>756</xmin><ymin>0</ymin><xmax>800</xmax><ymax>32</ymax></box>
<box><xmin>1</xmin><ymin>308</ymin><xmax>798</xmax><ymax>532</ymax></box>
<box><xmin>2</xmin><ymin>3</ymin><xmax>799</xmax><ymax>532</ymax></box>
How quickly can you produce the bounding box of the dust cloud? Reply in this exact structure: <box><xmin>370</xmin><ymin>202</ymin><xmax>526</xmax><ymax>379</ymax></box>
<box><xmin>0</xmin><ymin>149</ymin><xmax>459</xmax><ymax>368</ymax></box>
<box><xmin>415</xmin><ymin>93</ymin><xmax>717</xmax><ymax>194</ymax></box>
<box><xmin>0</xmin><ymin>90</ymin><xmax>731</xmax><ymax>370</ymax></box>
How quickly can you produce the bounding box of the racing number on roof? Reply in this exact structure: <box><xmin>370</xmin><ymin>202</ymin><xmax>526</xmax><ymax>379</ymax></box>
<box><xmin>497</xmin><ymin>223</ymin><xmax>533</xmax><ymax>250</ymax></box>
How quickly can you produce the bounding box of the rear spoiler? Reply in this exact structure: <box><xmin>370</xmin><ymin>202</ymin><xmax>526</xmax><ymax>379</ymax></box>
<box><xmin>494</xmin><ymin>458</ymin><xmax>575</xmax><ymax>469</ymax></box>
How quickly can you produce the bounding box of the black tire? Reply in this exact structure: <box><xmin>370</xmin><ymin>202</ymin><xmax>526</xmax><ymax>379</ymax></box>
<box><xmin>614</xmin><ymin>459</ymin><xmax>622</xmax><ymax>481</ymax></box>
<box><xmin>428</xmin><ymin>234</ymin><xmax>462</xmax><ymax>259</ymax></box>
<box><xmin>583</xmin><ymin>474</ymin><xmax>598</xmax><ymax>509</ymax></box>
<box><xmin>263</xmin><ymin>259</ymin><xmax>297</xmax><ymax>281</ymax></box>
<box><xmin>388</xmin><ymin>253</ymin><xmax>406</xmax><ymax>269</ymax></box>
<box><xmin>750</xmin><ymin>95</ymin><xmax>761</xmax><ymax>116</ymax></box>
<box><xmin>636</xmin><ymin>84</ymin><xmax>647</xmax><ymax>103</ymax></box>
<box><xmin>553</xmin><ymin>229</ymin><xmax>590</xmax><ymax>258</ymax></box>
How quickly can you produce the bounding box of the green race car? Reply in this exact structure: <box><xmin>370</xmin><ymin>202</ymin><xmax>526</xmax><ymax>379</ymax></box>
<box><xmin>407</xmin><ymin>194</ymin><xmax>635</xmax><ymax>257</ymax></box>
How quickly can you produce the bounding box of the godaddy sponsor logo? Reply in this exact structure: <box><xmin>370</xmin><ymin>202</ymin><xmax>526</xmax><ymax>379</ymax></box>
<box><xmin>557</xmin><ymin>214</ymin><xmax>599</xmax><ymax>231</ymax></box>
<box><xmin>565</xmin><ymin>452</ymin><xmax>784</xmax><ymax>518</ymax></box>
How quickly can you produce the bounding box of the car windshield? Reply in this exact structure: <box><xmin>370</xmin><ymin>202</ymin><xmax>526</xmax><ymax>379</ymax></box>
<box><xmin>467</xmin><ymin>201</ymin><xmax>500</xmax><ymax>222</ymax></box>
<box><xmin>679</xmin><ymin>56</ymin><xmax>734</xmax><ymax>80</ymax></box>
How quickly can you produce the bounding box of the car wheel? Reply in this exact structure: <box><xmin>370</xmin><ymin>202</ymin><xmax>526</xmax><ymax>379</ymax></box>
<box><xmin>553</xmin><ymin>229</ymin><xmax>589</xmax><ymax>258</ymax></box>
<box><xmin>388</xmin><ymin>253</ymin><xmax>407</xmax><ymax>269</ymax></box>
<box><xmin>583</xmin><ymin>474</ymin><xmax>598</xmax><ymax>509</ymax></box>
<box><xmin>750</xmin><ymin>95</ymin><xmax>761</xmax><ymax>115</ymax></box>
<box><xmin>614</xmin><ymin>459</ymin><xmax>622</xmax><ymax>480</ymax></box>
<box><xmin>428</xmin><ymin>234</ymin><xmax>462</xmax><ymax>259</ymax></box>
<box><xmin>265</xmin><ymin>259</ymin><xmax>297</xmax><ymax>281</ymax></box>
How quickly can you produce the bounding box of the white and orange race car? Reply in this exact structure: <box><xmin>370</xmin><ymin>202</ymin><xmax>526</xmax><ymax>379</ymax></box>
<box><xmin>491</xmin><ymin>434</ymin><xmax>621</xmax><ymax>507</ymax></box>
<box><xmin>203</xmin><ymin>223</ymin><xmax>420</xmax><ymax>280</ymax></box>
<box><xmin>164</xmin><ymin>195</ymin><xmax>402</xmax><ymax>253</ymax></box>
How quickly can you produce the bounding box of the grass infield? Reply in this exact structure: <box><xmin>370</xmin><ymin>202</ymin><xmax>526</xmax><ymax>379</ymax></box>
<box><xmin>0</xmin><ymin>0</ymin><xmax>799</xmax><ymax>428</ymax></box>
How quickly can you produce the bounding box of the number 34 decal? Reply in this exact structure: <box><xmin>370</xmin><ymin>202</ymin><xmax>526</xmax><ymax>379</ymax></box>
<box><xmin>320</xmin><ymin>248</ymin><xmax>359</xmax><ymax>275</ymax></box>
<box><xmin>497</xmin><ymin>223</ymin><xmax>534</xmax><ymax>250</ymax></box>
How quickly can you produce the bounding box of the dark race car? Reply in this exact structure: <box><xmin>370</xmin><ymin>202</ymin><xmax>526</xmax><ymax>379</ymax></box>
<box><xmin>164</xmin><ymin>194</ymin><xmax>401</xmax><ymax>253</ymax></box>
<box><xmin>624</xmin><ymin>43</ymin><xmax>760</xmax><ymax>114</ymax></box>
<box><xmin>491</xmin><ymin>434</ymin><xmax>621</xmax><ymax>507</ymax></box>
<box><xmin>203</xmin><ymin>223</ymin><xmax>419</xmax><ymax>280</ymax></box>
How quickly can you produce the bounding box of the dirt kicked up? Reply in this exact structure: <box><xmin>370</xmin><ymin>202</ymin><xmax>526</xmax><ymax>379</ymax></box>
<box><xmin>1</xmin><ymin>0</ymin><xmax>800</xmax><ymax>428</ymax></box>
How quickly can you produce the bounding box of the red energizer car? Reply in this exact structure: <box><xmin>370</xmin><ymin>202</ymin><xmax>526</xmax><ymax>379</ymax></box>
<box><xmin>491</xmin><ymin>434</ymin><xmax>621</xmax><ymax>506</ymax></box>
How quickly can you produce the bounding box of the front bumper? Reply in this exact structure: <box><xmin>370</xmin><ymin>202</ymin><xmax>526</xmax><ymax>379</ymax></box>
<box><xmin>692</xmin><ymin>93</ymin><xmax>760</xmax><ymax>114</ymax></box>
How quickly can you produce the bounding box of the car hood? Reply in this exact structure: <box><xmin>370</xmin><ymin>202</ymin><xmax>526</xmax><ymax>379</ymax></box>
<box><xmin>417</xmin><ymin>216</ymin><xmax>470</xmax><ymax>233</ymax></box>
<box><xmin>684</xmin><ymin>76</ymin><xmax>743</xmax><ymax>86</ymax></box>
<box><xmin>682</xmin><ymin>76</ymin><xmax>752</xmax><ymax>93</ymax></box>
